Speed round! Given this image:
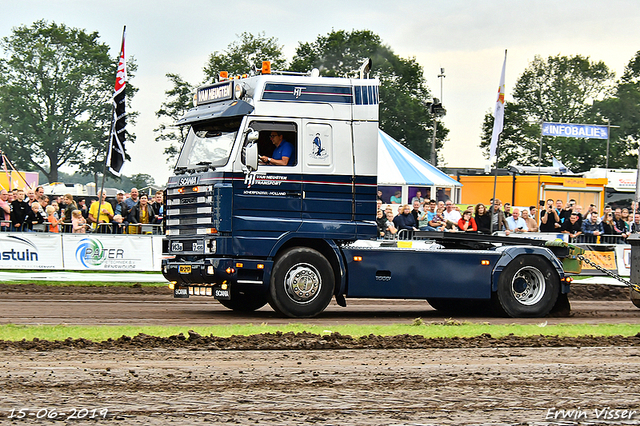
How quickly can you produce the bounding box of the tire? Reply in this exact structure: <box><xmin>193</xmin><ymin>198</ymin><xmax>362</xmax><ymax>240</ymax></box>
<box><xmin>218</xmin><ymin>291</ymin><xmax>267</xmax><ymax>312</ymax></box>
<box><xmin>268</xmin><ymin>247</ymin><xmax>334</xmax><ymax>318</ymax></box>
<box><xmin>631</xmin><ymin>288</ymin><xmax>640</xmax><ymax>309</ymax></box>
<box><xmin>494</xmin><ymin>255</ymin><xmax>560</xmax><ymax>318</ymax></box>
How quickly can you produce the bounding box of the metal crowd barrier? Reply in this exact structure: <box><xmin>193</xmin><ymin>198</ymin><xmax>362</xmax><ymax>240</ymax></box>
<box><xmin>0</xmin><ymin>221</ymin><xmax>163</xmax><ymax>235</ymax></box>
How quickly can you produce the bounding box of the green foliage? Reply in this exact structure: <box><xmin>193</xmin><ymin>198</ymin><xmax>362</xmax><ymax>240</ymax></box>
<box><xmin>480</xmin><ymin>54</ymin><xmax>615</xmax><ymax>170</ymax></box>
<box><xmin>290</xmin><ymin>29</ymin><xmax>446</xmax><ymax>162</ymax></box>
<box><xmin>0</xmin><ymin>20</ymin><xmax>137</xmax><ymax>182</ymax></box>
<box><xmin>154</xmin><ymin>73</ymin><xmax>194</xmax><ymax>164</ymax></box>
<box><xmin>129</xmin><ymin>173</ymin><xmax>155</xmax><ymax>189</ymax></box>
<box><xmin>203</xmin><ymin>31</ymin><xmax>286</xmax><ymax>80</ymax></box>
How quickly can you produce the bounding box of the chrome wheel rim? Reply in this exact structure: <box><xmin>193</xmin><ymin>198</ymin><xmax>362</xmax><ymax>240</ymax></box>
<box><xmin>510</xmin><ymin>266</ymin><xmax>546</xmax><ymax>306</ymax></box>
<box><xmin>284</xmin><ymin>263</ymin><xmax>321</xmax><ymax>304</ymax></box>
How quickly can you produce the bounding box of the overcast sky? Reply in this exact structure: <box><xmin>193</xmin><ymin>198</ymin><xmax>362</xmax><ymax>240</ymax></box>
<box><xmin>3</xmin><ymin>0</ymin><xmax>640</xmax><ymax>185</ymax></box>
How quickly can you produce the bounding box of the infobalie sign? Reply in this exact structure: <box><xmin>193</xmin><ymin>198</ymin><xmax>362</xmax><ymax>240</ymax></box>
<box><xmin>542</xmin><ymin>122</ymin><xmax>608</xmax><ymax>140</ymax></box>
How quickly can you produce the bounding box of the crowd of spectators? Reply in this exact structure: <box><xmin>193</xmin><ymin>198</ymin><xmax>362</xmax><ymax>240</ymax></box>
<box><xmin>376</xmin><ymin>193</ymin><xmax>638</xmax><ymax>244</ymax></box>
<box><xmin>0</xmin><ymin>186</ymin><xmax>165</xmax><ymax>235</ymax></box>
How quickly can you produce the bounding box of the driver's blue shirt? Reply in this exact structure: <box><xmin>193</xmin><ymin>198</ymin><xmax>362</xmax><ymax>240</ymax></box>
<box><xmin>272</xmin><ymin>140</ymin><xmax>293</xmax><ymax>164</ymax></box>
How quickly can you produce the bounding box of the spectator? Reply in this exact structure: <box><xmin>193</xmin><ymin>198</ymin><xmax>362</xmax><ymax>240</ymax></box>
<box><xmin>474</xmin><ymin>203</ymin><xmax>491</xmax><ymax>234</ymax></box>
<box><xmin>411</xmin><ymin>191</ymin><xmax>424</xmax><ymax>205</ymax></box>
<box><xmin>24</xmin><ymin>202</ymin><xmax>45</xmax><ymax>231</ymax></box>
<box><xmin>45</xmin><ymin>205</ymin><xmax>59</xmax><ymax>233</ymax></box>
<box><xmin>457</xmin><ymin>209</ymin><xmax>477</xmax><ymax>232</ymax></box>
<box><xmin>521</xmin><ymin>209</ymin><xmax>538</xmax><ymax>232</ymax></box>
<box><xmin>151</xmin><ymin>190</ymin><xmax>164</xmax><ymax>225</ymax></box>
<box><xmin>112</xmin><ymin>214</ymin><xmax>126</xmax><ymax>234</ymax></box>
<box><xmin>61</xmin><ymin>194</ymin><xmax>77</xmax><ymax>224</ymax></box>
<box><xmin>71</xmin><ymin>210</ymin><xmax>88</xmax><ymax>233</ymax></box>
<box><xmin>584</xmin><ymin>204</ymin><xmax>598</xmax><ymax>221</ymax></box>
<box><xmin>376</xmin><ymin>209</ymin><xmax>387</xmax><ymax>238</ymax></box>
<box><xmin>581</xmin><ymin>211</ymin><xmax>603</xmax><ymax>242</ymax></box>
<box><xmin>600</xmin><ymin>205</ymin><xmax>612</xmax><ymax>222</ymax></box>
<box><xmin>35</xmin><ymin>186</ymin><xmax>44</xmax><ymax>200</ymax></box>
<box><xmin>110</xmin><ymin>190</ymin><xmax>125</xmax><ymax>212</ymax></box>
<box><xmin>125</xmin><ymin>187</ymin><xmax>139</xmax><ymax>210</ymax></box>
<box><xmin>614</xmin><ymin>208</ymin><xmax>629</xmax><ymax>234</ymax></box>
<box><xmin>89</xmin><ymin>190</ymin><xmax>114</xmax><ymax>233</ymax></box>
<box><xmin>490</xmin><ymin>199</ymin><xmax>510</xmax><ymax>235</ymax></box>
<box><xmin>555</xmin><ymin>199</ymin><xmax>568</xmax><ymax>224</ymax></box>
<box><xmin>383</xmin><ymin>211</ymin><xmax>398</xmax><ymax>239</ymax></box>
<box><xmin>389</xmin><ymin>190</ymin><xmax>402</xmax><ymax>204</ymax></box>
<box><xmin>25</xmin><ymin>189</ymin><xmax>36</xmax><ymax>206</ymax></box>
<box><xmin>443</xmin><ymin>201</ymin><xmax>461</xmax><ymax>226</ymax></box>
<box><xmin>561</xmin><ymin>211</ymin><xmax>582</xmax><ymax>240</ymax></box>
<box><xmin>393</xmin><ymin>204</ymin><xmax>418</xmax><ymax>231</ymax></box>
<box><xmin>632</xmin><ymin>213</ymin><xmax>640</xmax><ymax>233</ymax></box>
<box><xmin>50</xmin><ymin>200</ymin><xmax>60</xmax><ymax>220</ymax></box>
<box><xmin>128</xmin><ymin>193</ymin><xmax>157</xmax><ymax>233</ymax></box>
<box><xmin>0</xmin><ymin>189</ymin><xmax>10</xmax><ymax>231</ymax></box>
<box><xmin>540</xmin><ymin>199</ymin><xmax>561</xmax><ymax>232</ymax></box>
<box><xmin>503</xmin><ymin>202</ymin><xmax>512</xmax><ymax>218</ymax></box>
<box><xmin>10</xmin><ymin>189</ymin><xmax>29</xmax><ymax>232</ymax></box>
<box><xmin>506</xmin><ymin>208</ymin><xmax>528</xmax><ymax>233</ymax></box>
<box><xmin>601</xmin><ymin>211</ymin><xmax>627</xmax><ymax>238</ymax></box>
<box><xmin>376</xmin><ymin>190</ymin><xmax>384</xmax><ymax>203</ymax></box>
<box><xmin>428</xmin><ymin>207</ymin><xmax>447</xmax><ymax>231</ymax></box>
<box><xmin>529</xmin><ymin>205</ymin><xmax>538</xmax><ymax>222</ymax></box>
<box><xmin>410</xmin><ymin>200</ymin><xmax>422</xmax><ymax>224</ymax></box>
<box><xmin>77</xmin><ymin>198</ymin><xmax>89</xmax><ymax>219</ymax></box>
<box><xmin>622</xmin><ymin>208</ymin><xmax>633</xmax><ymax>232</ymax></box>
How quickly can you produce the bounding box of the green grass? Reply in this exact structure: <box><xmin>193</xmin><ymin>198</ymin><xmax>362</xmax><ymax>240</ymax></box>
<box><xmin>1</xmin><ymin>281</ymin><xmax>167</xmax><ymax>287</ymax></box>
<box><xmin>1</xmin><ymin>322</ymin><xmax>639</xmax><ymax>342</ymax></box>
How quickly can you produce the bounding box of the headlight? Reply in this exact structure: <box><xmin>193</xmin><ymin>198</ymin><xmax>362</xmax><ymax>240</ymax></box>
<box><xmin>234</xmin><ymin>83</ymin><xmax>245</xmax><ymax>99</ymax></box>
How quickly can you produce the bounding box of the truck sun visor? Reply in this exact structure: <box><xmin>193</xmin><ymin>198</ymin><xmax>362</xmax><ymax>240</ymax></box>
<box><xmin>177</xmin><ymin>100</ymin><xmax>254</xmax><ymax>126</ymax></box>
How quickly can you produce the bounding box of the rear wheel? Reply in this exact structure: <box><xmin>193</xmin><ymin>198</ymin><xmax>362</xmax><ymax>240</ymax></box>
<box><xmin>268</xmin><ymin>247</ymin><xmax>334</xmax><ymax>318</ymax></box>
<box><xmin>218</xmin><ymin>291</ymin><xmax>267</xmax><ymax>312</ymax></box>
<box><xmin>494</xmin><ymin>256</ymin><xmax>559</xmax><ymax>318</ymax></box>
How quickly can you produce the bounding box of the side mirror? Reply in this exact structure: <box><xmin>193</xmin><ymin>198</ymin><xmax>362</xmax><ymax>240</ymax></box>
<box><xmin>243</xmin><ymin>128</ymin><xmax>259</xmax><ymax>172</ymax></box>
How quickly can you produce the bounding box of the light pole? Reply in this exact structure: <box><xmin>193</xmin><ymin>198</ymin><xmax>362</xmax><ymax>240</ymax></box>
<box><xmin>430</xmin><ymin>68</ymin><xmax>446</xmax><ymax>165</ymax></box>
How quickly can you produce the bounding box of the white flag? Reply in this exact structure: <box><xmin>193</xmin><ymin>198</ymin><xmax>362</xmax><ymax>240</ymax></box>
<box><xmin>489</xmin><ymin>50</ymin><xmax>507</xmax><ymax>159</ymax></box>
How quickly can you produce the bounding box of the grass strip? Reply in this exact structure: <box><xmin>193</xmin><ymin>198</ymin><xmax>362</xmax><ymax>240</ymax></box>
<box><xmin>1</xmin><ymin>322</ymin><xmax>639</xmax><ymax>342</ymax></box>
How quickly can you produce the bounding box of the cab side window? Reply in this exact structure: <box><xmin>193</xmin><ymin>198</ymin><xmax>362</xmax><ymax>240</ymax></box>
<box><xmin>248</xmin><ymin>121</ymin><xmax>297</xmax><ymax>167</ymax></box>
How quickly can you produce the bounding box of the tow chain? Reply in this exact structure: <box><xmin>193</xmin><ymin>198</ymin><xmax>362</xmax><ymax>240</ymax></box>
<box><xmin>577</xmin><ymin>254</ymin><xmax>640</xmax><ymax>293</ymax></box>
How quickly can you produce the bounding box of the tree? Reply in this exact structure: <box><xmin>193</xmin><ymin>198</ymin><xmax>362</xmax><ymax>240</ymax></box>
<box><xmin>203</xmin><ymin>32</ymin><xmax>287</xmax><ymax>80</ymax></box>
<box><xmin>480</xmin><ymin>54</ymin><xmax>614</xmax><ymax>170</ymax></box>
<box><xmin>155</xmin><ymin>73</ymin><xmax>195</xmax><ymax>164</ymax></box>
<box><xmin>290</xmin><ymin>30</ymin><xmax>447</xmax><ymax>162</ymax></box>
<box><xmin>0</xmin><ymin>20</ymin><xmax>136</xmax><ymax>182</ymax></box>
<box><xmin>129</xmin><ymin>173</ymin><xmax>155</xmax><ymax>189</ymax></box>
<box><xmin>594</xmin><ymin>51</ymin><xmax>640</xmax><ymax>168</ymax></box>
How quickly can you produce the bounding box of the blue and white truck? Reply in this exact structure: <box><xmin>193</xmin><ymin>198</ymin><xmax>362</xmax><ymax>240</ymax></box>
<box><xmin>162</xmin><ymin>61</ymin><xmax>577</xmax><ymax>318</ymax></box>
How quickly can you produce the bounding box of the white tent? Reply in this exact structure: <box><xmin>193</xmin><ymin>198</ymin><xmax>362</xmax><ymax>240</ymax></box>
<box><xmin>377</xmin><ymin>130</ymin><xmax>462</xmax><ymax>204</ymax></box>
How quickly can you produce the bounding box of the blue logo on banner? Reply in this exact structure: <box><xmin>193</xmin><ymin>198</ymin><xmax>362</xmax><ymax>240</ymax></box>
<box><xmin>541</xmin><ymin>122</ymin><xmax>608</xmax><ymax>140</ymax></box>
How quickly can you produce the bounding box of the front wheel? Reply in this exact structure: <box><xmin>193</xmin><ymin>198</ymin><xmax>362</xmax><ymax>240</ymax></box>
<box><xmin>494</xmin><ymin>256</ymin><xmax>560</xmax><ymax>318</ymax></box>
<box><xmin>268</xmin><ymin>247</ymin><xmax>335</xmax><ymax>318</ymax></box>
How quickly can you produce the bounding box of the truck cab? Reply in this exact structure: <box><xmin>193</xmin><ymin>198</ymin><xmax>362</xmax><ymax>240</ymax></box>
<box><xmin>163</xmin><ymin>63</ymin><xmax>380</xmax><ymax>316</ymax></box>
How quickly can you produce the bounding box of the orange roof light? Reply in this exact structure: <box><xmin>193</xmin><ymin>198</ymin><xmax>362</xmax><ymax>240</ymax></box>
<box><xmin>262</xmin><ymin>61</ymin><xmax>271</xmax><ymax>74</ymax></box>
<box><xmin>219</xmin><ymin>71</ymin><xmax>229</xmax><ymax>80</ymax></box>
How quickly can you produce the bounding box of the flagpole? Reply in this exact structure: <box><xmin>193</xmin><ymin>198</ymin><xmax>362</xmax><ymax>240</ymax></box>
<box><xmin>490</xmin><ymin>144</ymin><xmax>500</xmax><ymax>234</ymax></box>
<box><xmin>489</xmin><ymin>49</ymin><xmax>507</xmax><ymax>234</ymax></box>
<box><xmin>96</xmin><ymin>25</ymin><xmax>126</xmax><ymax>232</ymax></box>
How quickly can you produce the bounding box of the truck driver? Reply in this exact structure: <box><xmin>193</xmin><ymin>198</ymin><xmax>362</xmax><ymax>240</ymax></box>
<box><xmin>259</xmin><ymin>132</ymin><xmax>293</xmax><ymax>166</ymax></box>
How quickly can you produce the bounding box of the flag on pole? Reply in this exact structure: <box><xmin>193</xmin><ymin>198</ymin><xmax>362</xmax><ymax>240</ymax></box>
<box><xmin>489</xmin><ymin>50</ymin><xmax>507</xmax><ymax>159</ymax></box>
<box><xmin>107</xmin><ymin>27</ymin><xmax>127</xmax><ymax>176</ymax></box>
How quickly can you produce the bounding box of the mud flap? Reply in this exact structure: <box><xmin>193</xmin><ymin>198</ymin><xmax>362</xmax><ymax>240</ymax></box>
<box><xmin>548</xmin><ymin>293</ymin><xmax>570</xmax><ymax>317</ymax></box>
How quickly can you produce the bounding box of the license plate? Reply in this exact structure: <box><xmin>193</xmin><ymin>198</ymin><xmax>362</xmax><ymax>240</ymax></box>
<box><xmin>179</xmin><ymin>265</ymin><xmax>191</xmax><ymax>274</ymax></box>
<box><xmin>171</xmin><ymin>242</ymin><xmax>183</xmax><ymax>252</ymax></box>
<box><xmin>214</xmin><ymin>288</ymin><xmax>230</xmax><ymax>300</ymax></box>
<box><xmin>174</xmin><ymin>287</ymin><xmax>189</xmax><ymax>298</ymax></box>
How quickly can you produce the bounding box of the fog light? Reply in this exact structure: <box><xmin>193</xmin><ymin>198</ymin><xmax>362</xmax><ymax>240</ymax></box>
<box><xmin>168</xmin><ymin>282</ymin><xmax>176</xmax><ymax>290</ymax></box>
<box><xmin>207</xmin><ymin>265</ymin><xmax>214</xmax><ymax>275</ymax></box>
<box><xmin>221</xmin><ymin>282</ymin><xmax>228</xmax><ymax>290</ymax></box>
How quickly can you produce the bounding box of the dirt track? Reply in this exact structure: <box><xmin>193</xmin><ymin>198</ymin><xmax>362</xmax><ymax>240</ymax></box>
<box><xmin>1</xmin><ymin>283</ymin><xmax>640</xmax><ymax>425</ymax></box>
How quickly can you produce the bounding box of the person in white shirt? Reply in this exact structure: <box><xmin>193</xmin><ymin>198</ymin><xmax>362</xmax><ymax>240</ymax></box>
<box><xmin>443</xmin><ymin>200</ymin><xmax>461</xmax><ymax>223</ymax></box>
<box><xmin>506</xmin><ymin>208</ymin><xmax>528</xmax><ymax>233</ymax></box>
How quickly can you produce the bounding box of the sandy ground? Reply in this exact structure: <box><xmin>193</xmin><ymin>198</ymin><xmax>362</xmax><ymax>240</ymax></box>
<box><xmin>1</xmin><ymin>283</ymin><xmax>640</xmax><ymax>425</ymax></box>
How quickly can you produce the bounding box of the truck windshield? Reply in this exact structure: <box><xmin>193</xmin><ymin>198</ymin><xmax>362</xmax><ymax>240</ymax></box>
<box><xmin>176</xmin><ymin>119</ymin><xmax>242</xmax><ymax>169</ymax></box>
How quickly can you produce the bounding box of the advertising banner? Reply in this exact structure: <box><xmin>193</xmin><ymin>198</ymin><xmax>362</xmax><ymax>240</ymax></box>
<box><xmin>62</xmin><ymin>234</ymin><xmax>155</xmax><ymax>271</ymax></box>
<box><xmin>541</xmin><ymin>122</ymin><xmax>608</xmax><ymax>140</ymax></box>
<box><xmin>0</xmin><ymin>233</ymin><xmax>63</xmax><ymax>269</ymax></box>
